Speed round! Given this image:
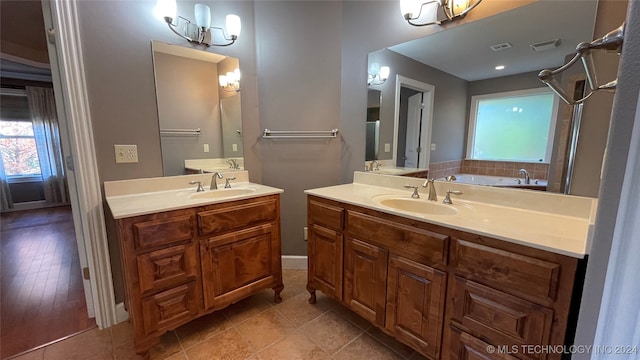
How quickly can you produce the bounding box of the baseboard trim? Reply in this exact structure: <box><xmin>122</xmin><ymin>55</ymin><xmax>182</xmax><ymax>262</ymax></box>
<box><xmin>282</xmin><ymin>255</ymin><xmax>308</xmax><ymax>270</ymax></box>
<box><xmin>115</xmin><ymin>302</ymin><xmax>129</xmax><ymax>323</ymax></box>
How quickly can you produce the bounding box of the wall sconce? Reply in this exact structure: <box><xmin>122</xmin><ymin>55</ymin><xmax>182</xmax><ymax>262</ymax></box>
<box><xmin>156</xmin><ymin>0</ymin><xmax>241</xmax><ymax>47</ymax></box>
<box><xmin>400</xmin><ymin>0</ymin><xmax>483</xmax><ymax>27</ymax></box>
<box><xmin>219</xmin><ymin>69</ymin><xmax>241</xmax><ymax>92</ymax></box>
<box><xmin>368</xmin><ymin>63</ymin><xmax>390</xmax><ymax>85</ymax></box>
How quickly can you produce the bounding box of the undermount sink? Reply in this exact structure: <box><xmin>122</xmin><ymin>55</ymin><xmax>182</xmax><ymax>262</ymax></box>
<box><xmin>374</xmin><ymin>197</ymin><xmax>458</xmax><ymax>216</ymax></box>
<box><xmin>190</xmin><ymin>188</ymin><xmax>255</xmax><ymax>200</ymax></box>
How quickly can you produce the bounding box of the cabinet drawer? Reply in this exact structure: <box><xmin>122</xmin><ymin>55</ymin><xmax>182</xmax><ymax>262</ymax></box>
<box><xmin>450</xmin><ymin>277</ymin><xmax>553</xmax><ymax>359</ymax></box>
<box><xmin>452</xmin><ymin>239</ymin><xmax>560</xmax><ymax>304</ymax></box>
<box><xmin>346</xmin><ymin>210</ymin><xmax>448</xmax><ymax>268</ymax></box>
<box><xmin>137</xmin><ymin>244</ymin><xmax>198</xmax><ymax>295</ymax></box>
<box><xmin>198</xmin><ymin>198</ymin><xmax>277</xmax><ymax>236</ymax></box>
<box><xmin>447</xmin><ymin>326</ymin><xmax>520</xmax><ymax>360</ymax></box>
<box><xmin>133</xmin><ymin>215</ymin><xmax>194</xmax><ymax>249</ymax></box>
<box><xmin>141</xmin><ymin>283</ymin><xmax>198</xmax><ymax>335</ymax></box>
<box><xmin>308</xmin><ymin>198</ymin><xmax>344</xmax><ymax>231</ymax></box>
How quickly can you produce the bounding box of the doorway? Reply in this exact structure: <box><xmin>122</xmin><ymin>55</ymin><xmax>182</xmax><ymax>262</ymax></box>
<box><xmin>0</xmin><ymin>0</ymin><xmax>96</xmax><ymax>357</ymax></box>
<box><xmin>392</xmin><ymin>76</ymin><xmax>435</xmax><ymax>169</ymax></box>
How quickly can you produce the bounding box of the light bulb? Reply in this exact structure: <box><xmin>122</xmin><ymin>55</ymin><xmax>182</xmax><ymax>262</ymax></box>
<box><xmin>400</xmin><ymin>0</ymin><xmax>420</xmax><ymax>19</ymax></box>
<box><xmin>219</xmin><ymin>75</ymin><xmax>228</xmax><ymax>87</ymax></box>
<box><xmin>379</xmin><ymin>66</ymin><xmax>390</xmax><ymax>81</ymax></box>
<box><xmin>226</xmin><ymin>15</ymin><xmax>241</xmax><ymax>37</ymax></box>
<box><xmin>194</xmin><ymin>4</ymin><xmax>211</xmax><ymax>28</ymax></box>
<box><xmin>234</xmin><ymin>68</ymin><xmax>241</xmax><ymax>81</ymax></box>
<box><xmin>155</xmin><ymin>0</ymin><xmax>176</xmax><ymax>22</ymax></box>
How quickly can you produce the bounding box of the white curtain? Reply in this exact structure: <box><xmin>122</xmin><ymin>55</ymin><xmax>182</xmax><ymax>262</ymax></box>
<box><xmin>26</xmin><ymin>86</ymin><xmax>69</xmax><ymax>204</ymax></box>
<box><xmin>0</xmin><ymin>155</ymin><xmax>13</xmax><ymax>211</ymax></box>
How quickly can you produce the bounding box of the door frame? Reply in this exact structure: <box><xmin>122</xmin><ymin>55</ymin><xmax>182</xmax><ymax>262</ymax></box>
<box><xmin>43</xmin><ymin>0</ymin><xmax>117</xmax><ymax>328</ymax></box>
<box><xmin>392</xmin><ymin>75</ymin><xmax>435</xmax><ymax>168</ymax></box>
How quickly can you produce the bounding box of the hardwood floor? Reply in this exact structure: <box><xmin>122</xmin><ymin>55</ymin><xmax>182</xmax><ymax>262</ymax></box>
<box><xmin>1</xmin><ymin>206</ymin><xmax>96</xmax><ymax>359</ymax></box>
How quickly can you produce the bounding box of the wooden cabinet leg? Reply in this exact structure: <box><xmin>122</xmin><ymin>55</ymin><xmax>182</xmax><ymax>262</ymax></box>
<box><xmin>307</xmin><ymin>284</ymin><xmax>317</xmax><ymax>304</ymax></box>
<box><xmin>273</xmin><ymin>282</ymin><xmax>284</xmax><ymax>303</ymax></box>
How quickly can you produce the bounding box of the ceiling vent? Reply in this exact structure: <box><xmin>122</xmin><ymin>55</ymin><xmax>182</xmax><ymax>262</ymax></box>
<box><xmin>490</xmin><ymin>42</ymin><xmax>512</xmax><ymax>52</ymax></box>
<box><xmin>530</xmin><ymin>39</ymin><xmax>561</xmax><ymax>52</ymax></box>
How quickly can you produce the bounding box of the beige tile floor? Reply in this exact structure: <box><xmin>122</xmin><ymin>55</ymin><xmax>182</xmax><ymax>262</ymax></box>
<box><xmin>9</xmin><ymin>270</ymin><xmax>428</xmax><ymax>360</ymax></box>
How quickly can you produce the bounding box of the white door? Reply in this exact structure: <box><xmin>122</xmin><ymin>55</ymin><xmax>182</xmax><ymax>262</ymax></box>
<box><xmin>404</xmin><ymin>92</ymin><xmax>423</xmax><ymax>168</ymax></box>
<box><xmin>41</xmin><ymin>1</ymin><xmax>95</xmax><ymax>318</ymax></box>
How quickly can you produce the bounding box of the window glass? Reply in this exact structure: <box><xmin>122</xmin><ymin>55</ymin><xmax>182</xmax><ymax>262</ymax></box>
<box><xmin>468</xmin><ymin>90</ymin><xmax>557</xmax><ymax>162</ymax></box>
<box><xmin>0</xmin><ymin>120</ymin><xmax>42</xmax><ymax>176</ymax></box>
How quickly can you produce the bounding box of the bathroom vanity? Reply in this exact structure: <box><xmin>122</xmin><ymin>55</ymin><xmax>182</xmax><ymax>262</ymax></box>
<box><xmin>105</xmin><ymin>172</ymin><xmax>283</xmax><ymax>358</ymax></box>
<box><xmin>306</xmin><ymin>172</ymin><xmax>595</xmax><ymax>360</ymax></box>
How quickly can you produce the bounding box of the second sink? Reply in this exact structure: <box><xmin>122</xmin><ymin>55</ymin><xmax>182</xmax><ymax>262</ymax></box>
<box><xmin>374</xmin><ymin>197</ymin><xmax>458</xmax><ymax>216</ymax></box>
<box><xmin>190</xmin><ymin>188</ymin><xmax>255</xmax><ymax>200</ymax></box>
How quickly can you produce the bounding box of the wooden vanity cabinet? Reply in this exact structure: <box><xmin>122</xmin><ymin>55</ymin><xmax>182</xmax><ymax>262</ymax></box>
<box><xmin>115</xmin><ymin>194</ymin><xmax>283</xmax><ymax>358</ymax></box>
<box><xmin>306</xmin><ymin>195</ymin><xmax>581</xmax><ymax>360</ymax></box>
<box><xmin>307</xmin><ymin>195</ymin><xmax>449</xmax><ymax>359</ymax></box>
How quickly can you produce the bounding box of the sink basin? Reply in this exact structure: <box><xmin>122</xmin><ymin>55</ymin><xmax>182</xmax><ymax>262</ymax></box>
<box><xmin>375</xmin><ymin>197</ymin><xmax>458</xmax><ymax>216</ymax></box>
<box><xmin>190</xmin><ymin>188</ymin><xmax>255</xmax><ymax>200</ymax></box>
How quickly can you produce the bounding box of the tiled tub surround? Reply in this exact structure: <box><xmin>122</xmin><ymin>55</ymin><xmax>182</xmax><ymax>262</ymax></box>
<box><xmin>306</xmin><ymin>171</ymin><xmax>596</xmax><ymax>258</ymax></box>
<box><xmin>461</xmin><ymin>159</ymin><xmax>549</xmax><ymax>179</ymax></box>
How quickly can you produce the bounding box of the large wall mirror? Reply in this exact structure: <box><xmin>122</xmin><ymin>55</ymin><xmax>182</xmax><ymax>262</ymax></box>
<box><xmin>151</xmin><ymin>40</ymin><xmax>243</xmax><ymax>176</ymax></box>
<box><xmin>366</xmin><ymin>0</ymin><xmax>609</xmax><ymax>193</ymax></box>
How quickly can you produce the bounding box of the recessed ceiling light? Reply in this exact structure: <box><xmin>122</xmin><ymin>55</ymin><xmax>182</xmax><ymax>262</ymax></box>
<box><xmin>495</xmin><ymin>65</ymin><xmax>505</xmax><ymax>70</ymax></box>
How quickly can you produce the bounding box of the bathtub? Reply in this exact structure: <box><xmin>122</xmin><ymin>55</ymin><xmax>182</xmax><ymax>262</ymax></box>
<box><xmin>438</xmin><ymin>174</ymin><xmax>548</xmax><ymax>189</ymax></box>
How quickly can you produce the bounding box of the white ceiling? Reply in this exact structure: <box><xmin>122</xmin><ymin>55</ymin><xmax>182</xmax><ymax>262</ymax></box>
<box><xmin>388</xmin><ymin>0</ymin><xmax>599</xmax><ymax>81</ymax></box>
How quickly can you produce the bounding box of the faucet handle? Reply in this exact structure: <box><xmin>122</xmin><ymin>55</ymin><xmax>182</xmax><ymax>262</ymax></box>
<box><xmin>443</xmin><ymin>189</ymin><xmax>462</xmax><ymax>204</ymax></box>
<box><xmin>189</xmin><ymin>181</ymin><xmax>205</xmax><ymax>192</ymax></box>
<box><xmin>403</xmin><ymin>185</ymin><xmax>420</xmax><ymax>199</ymax></box>
<box><xmin>224</xmin><ymin>176</ymin><xmax>236</xmax><ymax>188</ymax></box>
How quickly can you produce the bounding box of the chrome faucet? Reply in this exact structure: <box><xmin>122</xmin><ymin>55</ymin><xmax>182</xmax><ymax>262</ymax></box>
<box><xmin>189</xmin><ymin>181</ymin><xmax>205</xmax><ymax>192</ymax></box>
<box><xmin>210</xmin><ymin>172</ymin><xmax>224</xmax><ymax>190</ymax></box>
<box><xmin>403</xmin><ymin>185</ymin><xmax>420</xmax><ymax>199</ymax></box>
<box><xmin>224</xmin><ymin>176</ymin><xmax>236</xmax><ymax>188</ymax></box>
<box><xmin>227</xmin><ymin>159</ymin><xmax>239</xmax><ymax>169</ymax></box>
<box><xmin>518</xmin><ymin>168</ymin><xmax>531</xmax><ymax>184</ymax></box>
<box><xmin>443</xmin><ymin>190</ymin><xmax>463</xmax><ymax>204</ymax></box>
<box><xmin>445</xmin><ymin>175</ymin><xmax>457</xmax><ymax>182</ymax></box>
<box><xmin>422</xmin><ymin>178</ymin><xmax>437</xmax><ymax>201</ymax></box>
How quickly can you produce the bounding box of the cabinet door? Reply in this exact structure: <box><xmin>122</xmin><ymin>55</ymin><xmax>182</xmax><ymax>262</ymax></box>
<box><xmin>386</xmin><ymin>255</ymin><xmax>446</xmax><ymax>359</ymax></box>
<box><xmin>344</xmin><ymin>237</ymin><xmax>388</xmax><ymax>327</ymax></box>
<box><xmin>201</xmin><ymin>223</ymin><xmax>281</xmax><ymax>310</ymax></box>
<box><xmin>308</xmin><ymin>224</ymin><xmax>343</xmax><ymax>300</ymax></box>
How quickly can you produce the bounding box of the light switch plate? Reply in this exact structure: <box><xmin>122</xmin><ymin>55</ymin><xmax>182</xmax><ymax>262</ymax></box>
<box><xmin>114</xmin><ymin>145</ymin><xmax>138</xmax><ymax>163</ymax></box>
<box><xmin>204</xmin><ymin>144</ymin><xmax>210</xmax><ymax>153</ymax></box>
<box><xmin>431</xmin><ymin>143</ymin><xmax>436</xmax><ymax>151</ymax></box>
<box><xmin>384</xmin><ymin>143</ymin><xmax>391</xmax><ymax>152</ymax></box>
<box><xmin>232</xmin><ymin>143</ymin><xmax>238</xmax><ymax>152</ymax></box>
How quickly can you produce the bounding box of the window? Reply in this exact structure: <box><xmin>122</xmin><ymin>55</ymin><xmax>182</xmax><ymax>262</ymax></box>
<box><xmin>466</xmin><ymin>88</ymin><xmax>559</xmax><ymax>163</ymax></box>
<box><xmin>0</xmin><ymin>120</ymin><xmax>42</xmax><ymax>178</ymax></box>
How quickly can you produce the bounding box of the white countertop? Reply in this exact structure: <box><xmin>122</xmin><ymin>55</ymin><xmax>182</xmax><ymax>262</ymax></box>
<box><xmin>104</xmin><ymin>171</ymin><xmax>283</xmax><ymax>219</ymax></box>
<box><xmin>305</xmin><ymin>172</ymin><xmax>596</xmax><ymax>258</ymax></box>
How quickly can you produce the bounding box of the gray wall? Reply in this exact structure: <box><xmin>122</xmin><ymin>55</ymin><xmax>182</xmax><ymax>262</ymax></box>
<box><xmin>254</xmin><ymin>1</ymin><xmax>343</xmax><ymax>256</ymax></box>
<box><xmin>368</xmin><ymin>49</ymin><xmax>468</xmax><ymax>164</ymax></box>
<box><xmin>154</xmin><ymin>52</ymin><xmax>223</xmax><ymax>176</ymax></box>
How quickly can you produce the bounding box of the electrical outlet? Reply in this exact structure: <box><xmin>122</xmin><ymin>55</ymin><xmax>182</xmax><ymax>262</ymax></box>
<box><xmin>204</xmin><ymin>144</ymin><xmax>210</xmax><ymax>153</ymax></box>
<box><xmin>431</xmin><ymin>143</ymin><xmax>436</xmax><ymax>151</ymax></box>
<box><xmin>384</xmin><ymin>143</ymin><xmax>391</xmax><ymax>152</ymax></box>
<box><xmin>114</xmin><ymin>145</ymin><xmax>138</xmax><ymax>163</ymax></box>
<box><xmin>303</xmin><ymin>226</ymin><xmax>308</xmax><ymax>241</ymax></box>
